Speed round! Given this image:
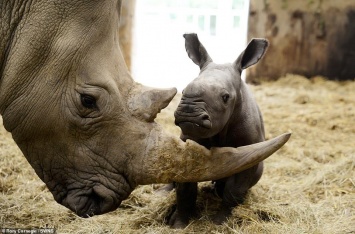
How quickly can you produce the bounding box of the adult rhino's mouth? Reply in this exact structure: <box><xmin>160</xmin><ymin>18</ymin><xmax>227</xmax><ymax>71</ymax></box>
<box><xmin>61</xmin><ymin>184</ymin><xmax>124</xmax><ymax>217</ymax></box>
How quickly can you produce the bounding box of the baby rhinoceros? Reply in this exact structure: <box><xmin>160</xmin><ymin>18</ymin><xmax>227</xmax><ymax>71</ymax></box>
<box><xmin>170</xmin><ymin>33</ymin><xmax>269</xmax><ymax>228</ymax></box>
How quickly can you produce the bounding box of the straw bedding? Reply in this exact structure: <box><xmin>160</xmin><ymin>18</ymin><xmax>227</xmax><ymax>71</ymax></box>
<box><xmin>0</xmin><ymin>74</ymin><xmax>354</xmax><ymax>233</ymax></box>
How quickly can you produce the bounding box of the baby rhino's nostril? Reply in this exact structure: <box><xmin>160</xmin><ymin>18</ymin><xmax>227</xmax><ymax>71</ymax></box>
<box><xmin>200</xmin><ymin>113</ymin><xmax>212</xmax><ymax>129</ymax></box>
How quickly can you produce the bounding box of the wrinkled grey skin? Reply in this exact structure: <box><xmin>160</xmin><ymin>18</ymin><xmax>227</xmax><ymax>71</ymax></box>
<box><xmin>170</xmin><ymin>34</ymin><xmax>269</xmax><ymax>228</ymax></box>
<box><xmin>0</xmin><ymin>1</ymin><xmax>290</xmax><ymax>218</ymax></box>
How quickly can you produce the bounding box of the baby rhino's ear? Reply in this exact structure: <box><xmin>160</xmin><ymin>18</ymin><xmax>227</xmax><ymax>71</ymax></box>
<box><xmin>234</xmin><ymin>38</ymin><xmax>269</xmax><ymax>72</ymax></box>
<box><xmin>183</xmin><ymin>33</ymin><xmax>212</xmax><ymax>70</ymax></box>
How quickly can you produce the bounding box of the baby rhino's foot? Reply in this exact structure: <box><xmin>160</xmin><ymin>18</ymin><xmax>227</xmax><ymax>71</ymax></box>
<box><xmin>211</xmin><ymin>207</ymin><xmax>232</xmax><ymax>225</ymax></box>
<box><xmin>169</xmin><ymin>210</ymin><xmax>191</xmax><ymax>229</ymax></box>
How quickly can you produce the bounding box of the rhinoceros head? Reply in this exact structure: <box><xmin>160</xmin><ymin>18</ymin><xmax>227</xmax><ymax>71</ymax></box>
<box><xmin>0</xmin><ymin>1</ymin><xmax>289</xmax><ymax>217</ymax></box>
<box><xmin>175</xmin><ymin>33</ymin><xmax>268</xmax><ymax>138</ymax></box>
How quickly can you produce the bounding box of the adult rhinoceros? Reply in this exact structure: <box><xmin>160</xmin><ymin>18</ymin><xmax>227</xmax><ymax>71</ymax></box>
<box><xmin>0</xmin><ymin>0</ymin><xmax>290</xmax><ymax>217</ymax></box>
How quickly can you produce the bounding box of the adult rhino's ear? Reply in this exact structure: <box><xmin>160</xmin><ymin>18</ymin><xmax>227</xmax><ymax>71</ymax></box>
<box><xmin>235</xmin><ymin>38</ymin><xmax>269</xmax><ymax>72</ymax></box>
<box><xmin>183</xmin><ymin>33</ymin><xmax>212</xmax><ymax>70</ymax></box>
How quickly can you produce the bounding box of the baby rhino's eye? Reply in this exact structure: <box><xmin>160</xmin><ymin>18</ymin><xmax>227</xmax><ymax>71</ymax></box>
<box><xmin>222</xmin><ymin>93</ymin><xmax>230</xmax><ymax>103</ymax></box>
<box><xmin>80</xmin><ymin>94</ymin><xmax>97</xmax><ymax>109</ymax></box>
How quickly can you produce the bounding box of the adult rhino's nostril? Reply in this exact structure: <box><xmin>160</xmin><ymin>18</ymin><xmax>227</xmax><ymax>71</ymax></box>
<box><xmin>201</xmin><ymin>114</ymin><xmax>210</xmax><ymax>120</ymax></box>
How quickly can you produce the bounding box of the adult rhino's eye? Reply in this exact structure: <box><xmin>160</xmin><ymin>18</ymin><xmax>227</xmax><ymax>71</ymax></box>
<box><xmin>222</xmin><ymin>94</ymin><xmax>230</xmax><ymax>103</ymax></box>
<box><xmin>80</xmin><ymin>94</ymin><xmax>97</xmax><ymax>109</ymax></box>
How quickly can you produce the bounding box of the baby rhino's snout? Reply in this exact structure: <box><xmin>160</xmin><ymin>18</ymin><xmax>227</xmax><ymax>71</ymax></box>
<box><xmin>176</xmin><ymin>101</ymin><xmax>197</xmax><ymax>113</ymax></box>
<box><xmin>174</xmin><ymin>100</ymin><xmax>212</xmax><ymax>130</ymax></box>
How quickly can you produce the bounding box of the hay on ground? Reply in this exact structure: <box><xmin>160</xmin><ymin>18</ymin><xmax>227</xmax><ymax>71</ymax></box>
<box><xmin>0</xmin><ymin>74</ymin><xmax>354</xmax><ymax>233</ymax></box>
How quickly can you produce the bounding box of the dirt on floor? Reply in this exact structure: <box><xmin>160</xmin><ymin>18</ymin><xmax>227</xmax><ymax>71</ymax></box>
<box><xmin>0</xmin><ymin>74</ymin><xmax>354</xmax><ymax>234</ymax></box>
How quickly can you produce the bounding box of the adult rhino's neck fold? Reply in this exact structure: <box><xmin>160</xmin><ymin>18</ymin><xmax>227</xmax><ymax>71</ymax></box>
<box><xmin>0</xmin><ymin>1</ymin><xmax>37</xmax><ymax>134</ymax></box>
<box><xmin>0</xmin><ymin>1</ymin><xmax>31</xmax><ymax>83</ymax></box>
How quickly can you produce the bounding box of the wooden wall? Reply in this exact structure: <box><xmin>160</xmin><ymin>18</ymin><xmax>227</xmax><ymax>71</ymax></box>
<box><xmin>247</xmin><ymin>0</ymin><xmax>355</xmax><ymax>82</ymax></box>
<box><xmin>119</xmin><ymin>0</ymin><xmax>136</xmax><ymax>71</ymax></box>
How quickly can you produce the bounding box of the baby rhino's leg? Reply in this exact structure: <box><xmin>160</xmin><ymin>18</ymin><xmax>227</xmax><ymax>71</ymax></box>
<box><xmin>155</xmin><ymin>183</ymin><xmax>175</xmax><ymax>195</ymax></box>
<box><xmin>169</xmin><ymin>182</ymin><xmax>198</xmax><ymax>229</ymax></box>
<box><xmin>212</xmin><ymin>162</ymin><xmax>264</xmax><ymax>224</ymax></box>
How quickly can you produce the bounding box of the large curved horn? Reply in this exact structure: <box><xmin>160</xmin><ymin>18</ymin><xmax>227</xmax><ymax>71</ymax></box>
<box><xmin>134</xmin><ymin>126</ymin><xmax>291</xmax><ymax>184</ymax></box>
